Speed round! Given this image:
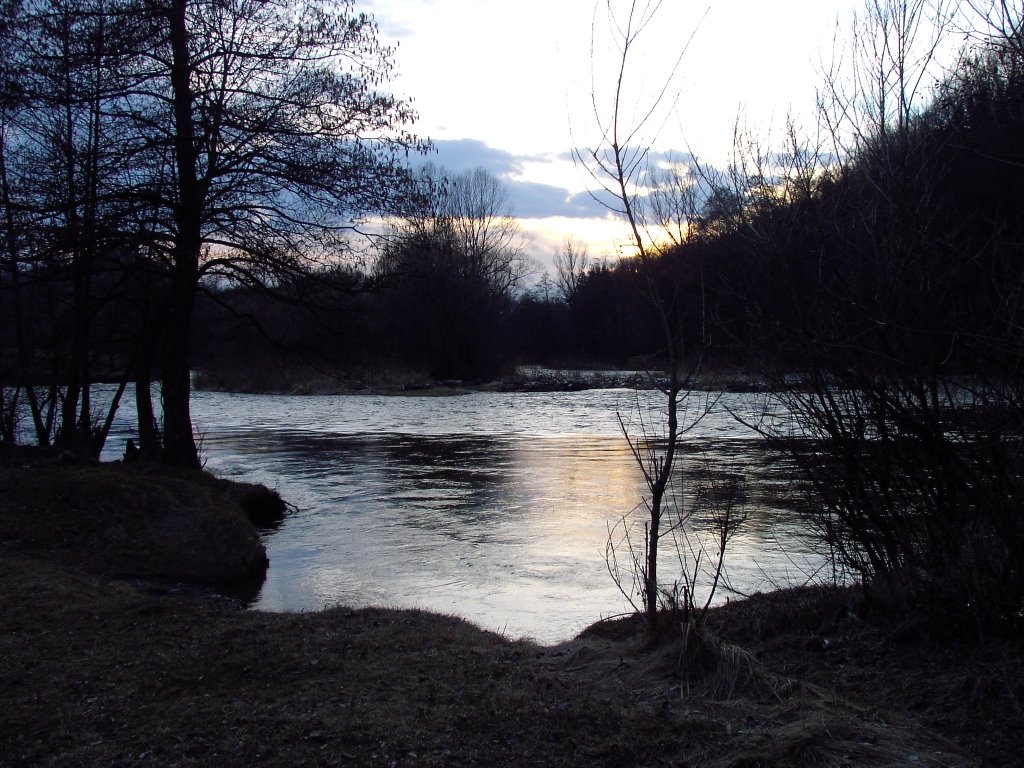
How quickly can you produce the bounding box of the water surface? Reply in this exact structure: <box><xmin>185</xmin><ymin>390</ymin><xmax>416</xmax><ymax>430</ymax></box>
<box><xmin>160</xmin><ymin>388</ymin><xmax>824</xmax><ymax>643</ymax></box>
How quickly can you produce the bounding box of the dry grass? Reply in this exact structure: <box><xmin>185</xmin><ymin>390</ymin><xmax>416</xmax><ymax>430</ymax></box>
<box><xmin>0</xmin><ymin>461</ymin><xmax>271</xmax><ymax>588</ymax></box>
<box><xmin>543</xmin><ymin>622</ymin><xmax>973</xmax><ymax>768</ymax></box>
<box><xmin>0</xmin><ymin>462</ymin><xmax>1015</xmax><ymax>766</ymax></box>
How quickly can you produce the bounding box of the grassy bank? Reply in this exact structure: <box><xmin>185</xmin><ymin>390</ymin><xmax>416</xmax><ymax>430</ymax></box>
<box><xmin>0</xmin><ymin>460</ymin><xmax>279</xmax><ymax>593</ymax></box>
<box><xmin>1</xmin><ymin>461</ymin><xmax>1018</xmax><ymax>766</ymax></box>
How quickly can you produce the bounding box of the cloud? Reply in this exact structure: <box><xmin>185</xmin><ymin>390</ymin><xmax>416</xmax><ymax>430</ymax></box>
<box><xmin>425</xmin><ymin>138</ymin><xmax>530</xmax><ymax>176</ymax></box>
<box><xmin>417</xmin><ymin>139</ymin><xmax>730</xmax><ymax>228</ymax></box>
<box><xmin>506</xmin><ymin>182</ymin><xmax>607</xmax><ymax>220</ymax></box>
<box><xmin>421</xmin><ymin>139</ymin><xmax>609</xmax><ymax>221</ymax></box>
<box><xmin>361</xmin><ymin>0</ymin><xmax>436</xmax><ymax>38</ymax></box>
<box><xmin>565</xmin><ymin>188</ymin><xmax>622</xmax><ymax>215</ymax></box>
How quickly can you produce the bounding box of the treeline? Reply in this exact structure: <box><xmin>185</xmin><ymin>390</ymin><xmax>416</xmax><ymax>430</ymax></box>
<box><xmin>190</xmin><ymin>164</ymin><xmax>671</xmax><ymax>388</ymax></box>
<box><xmin>197</xmin><ymin>21</ymin><xmax>1024</xmax><ymax>388</ymax></box>
<box><xmin>3</xmin><ymin>0</ymin><xmax>1022</xmax><ymax>630</ymax></box>
<box><xmin>190</xmin><ymin>255</ymin><xmax>667</xmax><ymax>390</ymax></box>
<box><xmin>198</xmin><ymin>3</ymin><xmax>1024</xmax><ymax>633</ymax></box>
<box><xmin>706</xmin><ymin>24</ymin><xmax>1024</xmax><ymax>632</ymax></box>
<box><xmin>577</xmin><ymin>11</ymin><xmax>1024</xmax><ymax>632</ymax></box>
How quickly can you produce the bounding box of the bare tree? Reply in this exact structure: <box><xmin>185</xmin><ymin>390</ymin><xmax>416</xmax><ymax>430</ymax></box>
<box><xmin>729</xmin><ymin>0</ymin><xmax>1024</xmax><ymax>631</ymax></box>
<box><xmin>963</xmin><ymin>0</ymin><xmax>1023</xmax><ymax>58</ymax></box>
<box><xmin>577</xmin><ymin>0</ymin><xmax>735</xmax><ymax>636</ymax></box>
<box><xmin>376</xmin><ymin>166</ymin><xmax>530</xmax><ymax>380</ymax></box>
<box><xmin>0</xmin><ymin>0</ymin><xmax>139</xmax><ymax>457</ymax></box>
<box><xmin>0</xmin><ymin>0</ymin><xmax>25</xmax><ymax>456</ymax></box>
<box><xmin>0</xmin><ymin>0</ymin><xmax>425</xmax><ymax>465</ymax></box>
<box><xmin>124</xmin><ymin>0</ymin><xmax>427</xmax><ymax>466</ymax></box>
<box><xmin>553</xmin><ymin>236</ymin><xmax>590</xmax><ymax>307</ymax></box>
<box><xmin>818</xmin><ymin>0</ymin><xmax>954</xmax><ymax>160</ymax></box>
<box><xmin>645</xmin><ymin>157</ymin><xmax>703</xmax><ymax>248</ymax></box>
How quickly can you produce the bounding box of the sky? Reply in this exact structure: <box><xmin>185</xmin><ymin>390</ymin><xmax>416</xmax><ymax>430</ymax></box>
<box><xmin>361</xmin><ymin>0</ymin><xmax>865</xmax><ymax>274</ymax></box>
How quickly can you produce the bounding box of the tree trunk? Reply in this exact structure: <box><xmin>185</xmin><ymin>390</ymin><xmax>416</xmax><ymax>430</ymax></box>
<box><xmin>135</xmin><ymin>352</ymin><xmax>161</xmax><ymax>459</ymax></box>
<box><xmin>160</xmin><ymin>0</ymin><xmax>202</xmax><ymax>469</ymax></box>
<box><xmin>160</xmin><ymin>270</ymin><xmax>199</xmax><ymax>468</ymax></box>
<box><xmin>645</xmin><ymin>488</ymin><xmax>662</xmax><ymax>625</ymax></box>
<box><xmin>0</xmin><ymin>129</ymin><xmax>49</xmax><ymax>447</ymax></box>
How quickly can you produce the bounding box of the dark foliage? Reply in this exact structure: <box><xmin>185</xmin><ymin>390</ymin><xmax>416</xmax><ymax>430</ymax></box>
<box><xmin>705</xmin><ymin>41</ymin><xmax>1024</xmax><ymax>635</ymax></box>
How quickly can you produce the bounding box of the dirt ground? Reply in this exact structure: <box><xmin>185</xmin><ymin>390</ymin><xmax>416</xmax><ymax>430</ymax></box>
<box><xmin>1</xmin><ymin>460</ymin><xmax>1020</xmax><ymax>766</ymax></box>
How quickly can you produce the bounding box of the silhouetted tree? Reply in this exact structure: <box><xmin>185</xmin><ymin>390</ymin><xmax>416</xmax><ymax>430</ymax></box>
<box><xmin>1</xmin><ymin>0</ymin><xmax>426</xmax><ymax>465</ymax></box>
<box><xmin>724</xmin><ymin>0</ymin><xmax>1024</xmax><ymax>632</ymax></box>
<box><xmin>577</xmin><ymin>0</ymin><xmax>735</xmax><ymax>635</ymax></box>
<box><xmin>127</xmin><ymin>0</ymin><xmax>426</xmax><ymax>466</ymax></box>
<box><xmin>553</xmin><ymin>236</ymin><xmax>590</xmax><ymax>308</ymax></box>
<box><xmin>0</xmin><ymin>0</ymin><xmax>142</xmax><ymax>456</ymax></box>
<box><xmin>506</xmin><ymin>277</ymin><xmax>574</xmax><ymax>366</ymax></box>
<box><xmin>376</xmin><ymin>166</ymin><xmax>530</xmax><ymax>380</ymax></box>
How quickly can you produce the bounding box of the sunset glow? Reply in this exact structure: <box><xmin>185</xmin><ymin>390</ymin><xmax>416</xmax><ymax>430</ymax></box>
<box><xmin>362</xmin><ymin>0</ymin><xmax>868</xmax><ymax>273</ymax></box>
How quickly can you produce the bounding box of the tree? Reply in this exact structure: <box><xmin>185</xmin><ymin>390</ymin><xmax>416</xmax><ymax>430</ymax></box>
<box><xmin>0</xmin><ymin>0</ymin><xmax>22</xmax><ymax>458</ymax></box>
<box><xmin>376</xmin><ymin>166</ymin><xmax>530</xmax><ymax>380</ymax></box>
<box><xmin>0</xmin><ymin>0</ymin><xmax>137</xmax><ymax>456</ymax></box>
<box><xmin>727</xmin><ymin>0</ymin><xmax>1024</xmax><ymax>632</ymax></box>
<box><xmin>506</xmin><ymin>276</ymin><xmax>575</xmax><ymax>367</ymax></box>
<box><xmin>576</xmin><ymin>0</ymin><xmax>735</xmax><ymax>636</ymax></box>
<box><xmin>0</xmin><ymin>0</ymin><xmax>424</xmax><ymax>465</ymax></box>
<box><xmin>121</xmin><ymin>0</ymin><xmax>426</xmax><ymax>466</ymax></box>
<box><xmin>553</xmin><ymin>236</ymin><xmax>590</xmax><ymax>307</ymax></box>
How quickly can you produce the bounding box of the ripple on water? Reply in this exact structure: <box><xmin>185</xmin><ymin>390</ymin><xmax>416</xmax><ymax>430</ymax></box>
<box><xmin>89</xmin><ymin>387</ymin><xmax>822</xmax><ymax>644</ymax></box>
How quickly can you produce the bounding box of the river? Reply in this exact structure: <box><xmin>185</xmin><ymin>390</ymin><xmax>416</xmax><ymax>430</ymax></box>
<box><xmin>92</xmin><ymin>386</ymin><xmax>824</xmax><ymax>644</ymax></box>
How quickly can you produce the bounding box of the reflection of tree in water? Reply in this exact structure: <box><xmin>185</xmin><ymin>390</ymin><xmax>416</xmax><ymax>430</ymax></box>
<box><xmin>267</xmin><ymin>431</ymin><xmax>520</xmax><ymax>541</ymax></box>
<box><xmin>672</xmin><ymin>440</ymin><xmax>809</xmax><ymax>543</ymax></box>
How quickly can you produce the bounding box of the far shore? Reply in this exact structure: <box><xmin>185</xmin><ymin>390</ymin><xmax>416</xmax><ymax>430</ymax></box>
<box><xmin>1</xmin><ymin>457</ymin><xmax>1019</xmax><ymax>766</ymax></box>
<box><xmin>191</xmin><ymin>364</ymin><xmax>770</xmax><ymax>397</ymax></box>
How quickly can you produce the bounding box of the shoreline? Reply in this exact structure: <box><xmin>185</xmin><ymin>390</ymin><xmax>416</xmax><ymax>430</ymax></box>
<box><xmin>192</xmin><ymin>365</ymin><xmax>770</xmax><ymax>397</ymax></box>
<box><xmin>1</xmin><ymin>460</ymin><xmax>1018</xmax><ymax>766</ymax></box>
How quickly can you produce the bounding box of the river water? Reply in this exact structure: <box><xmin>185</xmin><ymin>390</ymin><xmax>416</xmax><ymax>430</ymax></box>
<box><xmin>92</xmin><ymin>386</ymin><xmax>823</xmax><ymax>644</ymax></box>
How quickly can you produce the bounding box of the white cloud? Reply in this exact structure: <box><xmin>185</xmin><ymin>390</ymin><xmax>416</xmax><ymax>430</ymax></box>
<box><xmin>368</xmin><ymin>0</ymin><xmax>884</xmax><ymax>260</ymax></box>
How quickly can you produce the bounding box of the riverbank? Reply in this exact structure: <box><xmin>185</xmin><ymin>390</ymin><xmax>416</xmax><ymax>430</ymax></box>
<box><xmin>193</xmin><ymin>363</ymin><xmax>768</xmax><ymax>396</ymax></box>
<box><xmin>1</xmin><ymin>461</ymin><xmax>1018</xmax><ymax>766</ymax></box>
